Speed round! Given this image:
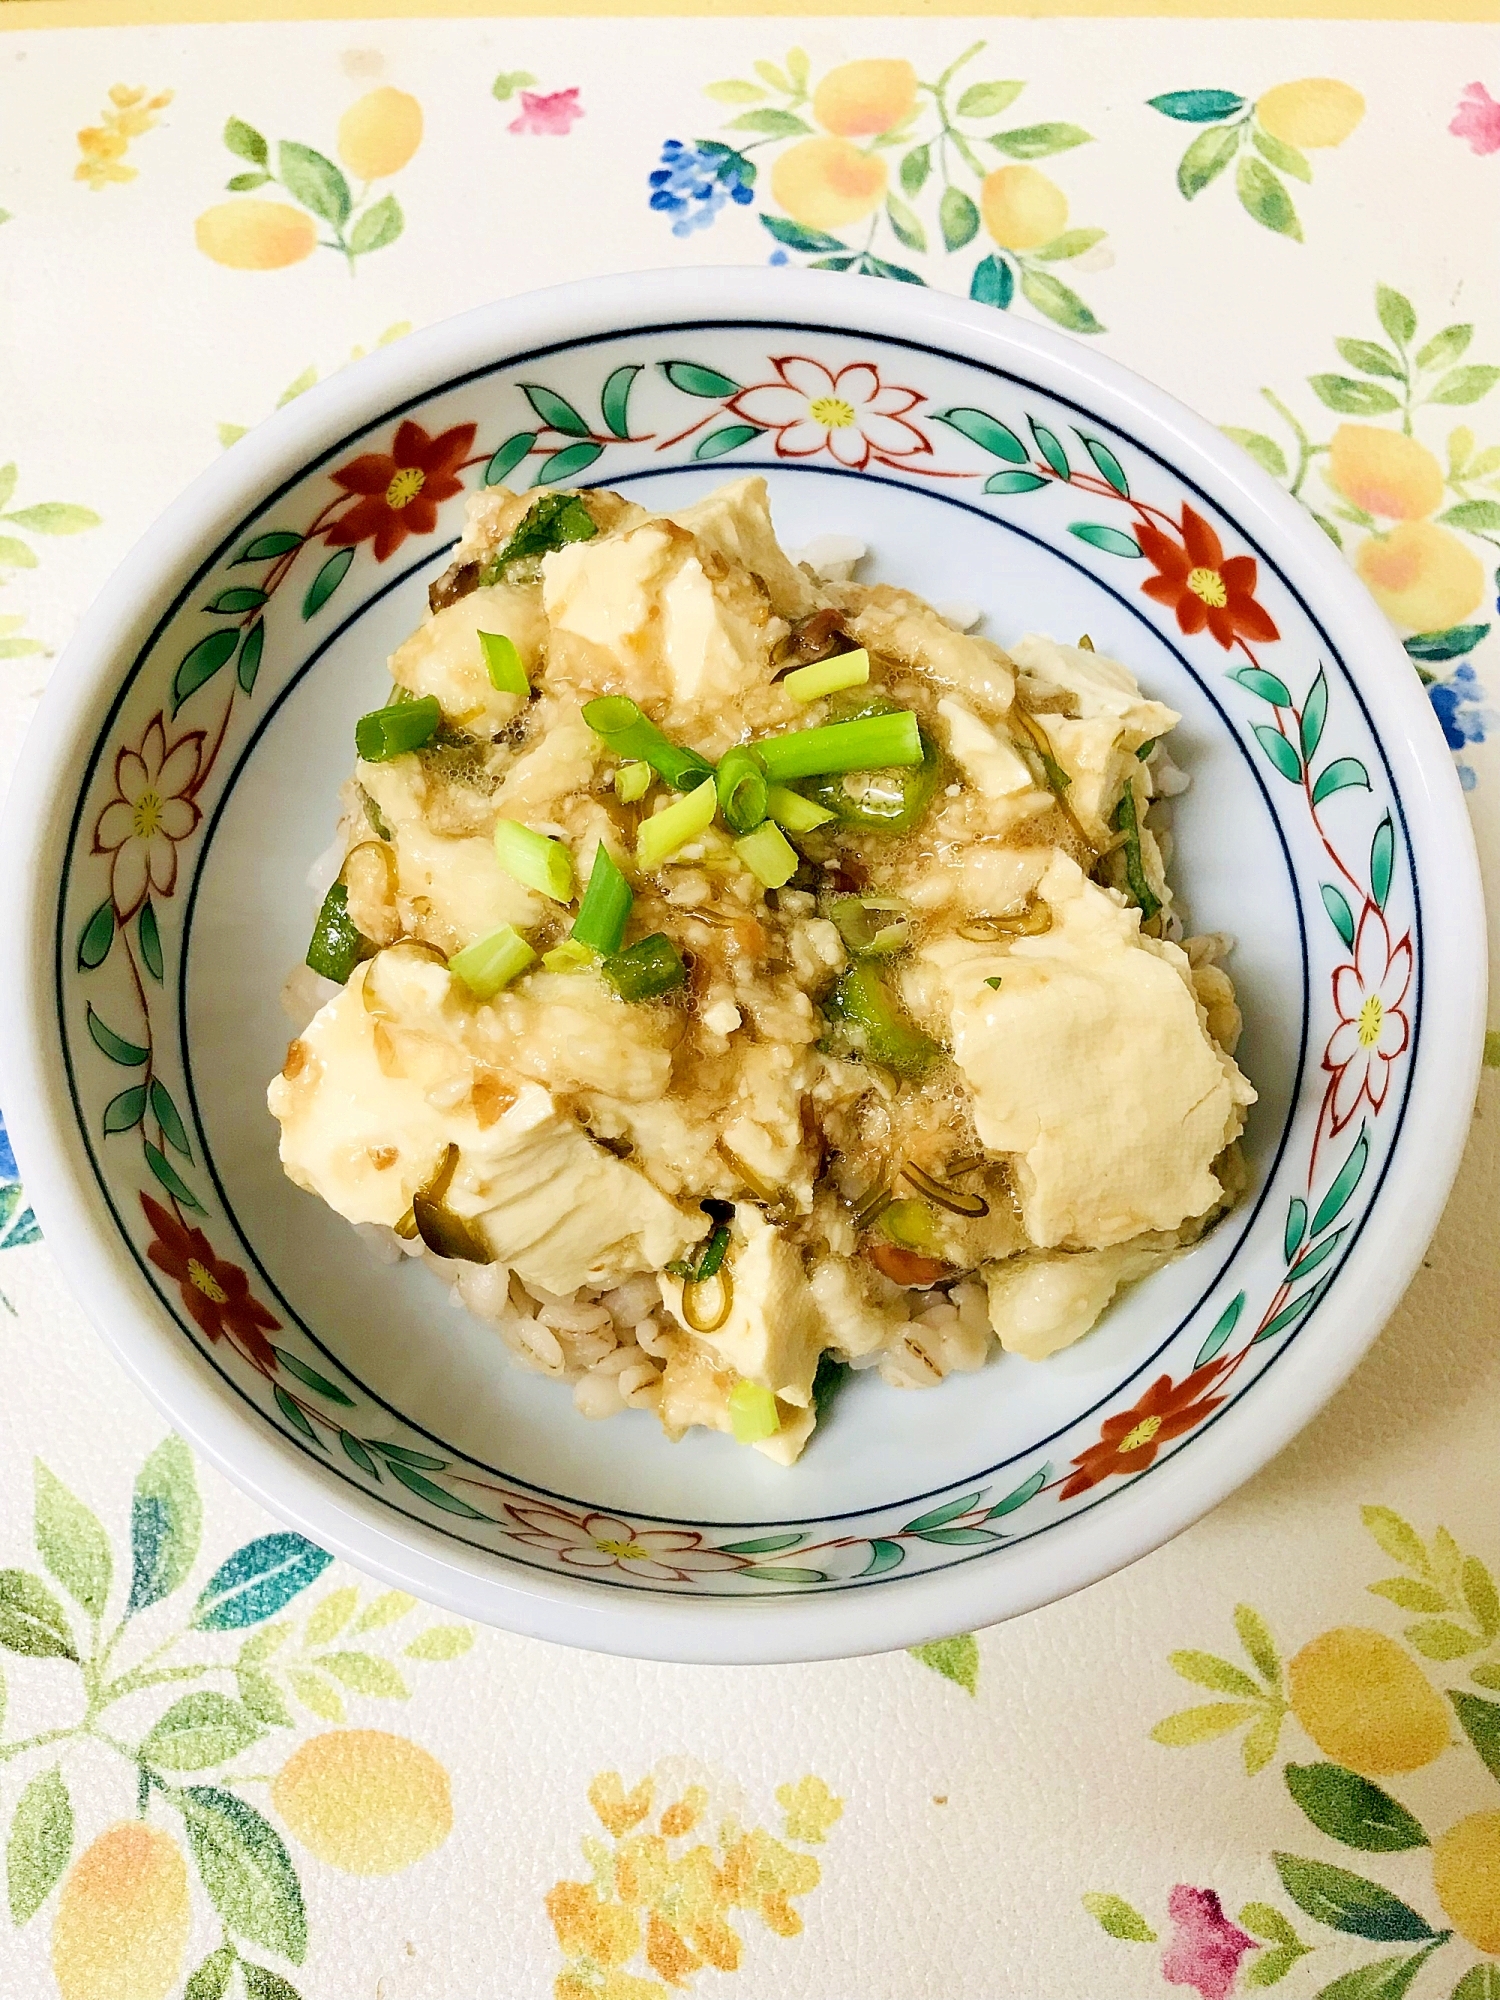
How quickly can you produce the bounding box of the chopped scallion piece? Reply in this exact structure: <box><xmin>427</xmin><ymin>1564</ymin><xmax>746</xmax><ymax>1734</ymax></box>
<box><xmin>449</xmin><ymin>923</ymin><xmax>536</xmax><ymax>998</ymax></box>
<box><xmin>493</xmin><ymin>820</ymin><xmax>575</xmax><ymax>904</ymax></box>
<box><xmin>985</xmin><ymin>975</ymin><xmax>1003</xmax><ymax>990</ymax></box>
<box><xmin>765</xmin><ymin>784</ymin><xmax>836</xmax><ymax>832</ymax></box>
<box><xmin>694</xmin><ymin>1222</ymin><xmax>732</xmax><ymax>1281</ymax></box>
<box><xmin>1137</xmin><ymin>738</ymin><xmax>1156</xmax><ymax>761</ymax></box>
<box><xmin>306</xmin><ymin>881</ymin><xmax>374</xmax><ymax>984</ymax></box>
<box><xmin>636</xmin><ymin>777</ymin><xmax>717</xmax><ymax>872</ymax></box>
<box><xmin>602</xmin><ymin>932</ymin><xmax>686</xmax><ymax>1002</ymax></box>
<box><xmin>829</xmin><ymin>896</ymin><xmax>910</xmax><ymax>956</ymax></box>
<box><xmin>879</xmin><ymin>1198</ymin><xmax>938</xmax><ymax>1252</ymax></box>
<box><xmin>614</xmin><ymin>760</ymin><xmax>652</xmax><ymax>804</ymax></box>
<box><xmin>822</xmin><ymin>963</ymin><xmax>942</xmax><ymax>1079</ymax></box>
<box><xmin>783</xmin><ymin>647</ymin><xmax>870</xmax><ymax>703</ymax></box>
<box><xmin>755</xmin><ymin>710</ymin><xmax>923</xmax><ymax>783</ymax></box>
<box><xmin>542</xmin><ymin>940</ymin><xmax>596</xmax><ymax>973</ymax></box>
<box><xmin>355</xmin><ymin>694</ymin><xmax>442</xmax><ymax>763</ymax></box>
<box><xmin>671</xmin><ymin>1221</ymin><xmax>732</xmax><ymax>1285</ymax></box>
<box><xmin>570</xmin><ymin>842</ymin><xmax>634</xmax><ymax>955</ymax></box>
<box><xmin>728</xmin><ymin>1379</ymin><xmax>780</xmax><ymax>1443</ymax></box>
<box><xmin>479</xmin><ymin>630</ymin><xmax>529</xmax><ymax>695</ymax></box>
<box><xmin>715</xmin><ymin>745</ymin><xmax>769</xmax><ymax>834</ymax></box>
<box><xmin>733</xmin><ymin>820</ymin><xmax>799</xmax><ymax>889</ymax></box>
<box><xmin>583</xmin><ymin>695</ymin><xmax>715</xmax><ymax>792</ymax></box>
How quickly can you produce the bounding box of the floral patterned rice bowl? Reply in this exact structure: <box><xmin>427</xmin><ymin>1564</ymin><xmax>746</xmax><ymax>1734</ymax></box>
<box><xmin>0</xmin><ymin>270</ymin><xmax>1484</xmax><ymax>1663</ymax></box>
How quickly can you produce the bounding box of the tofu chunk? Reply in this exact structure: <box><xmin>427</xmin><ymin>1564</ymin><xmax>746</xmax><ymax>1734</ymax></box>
<box><xmin>983</xmin><ymin>1242</ymin><xmax>1172</xmax><ymax>1359</ymax></box>
<box><xmin>661</xmin><ymin>1205</ymin><xmax>825</xmax><ymax>1408</ymax></box>
<box><xmin>928</xmin><ymin>855</ymin><xmax>1255</xmax><ymax>1249</ymax></box>
<box><xmin>389</xmin><ymin>583</ymin><xmax>545</xmax><ymax>732</ymax></box>
<box><xmin>1010</xmin><ymin>634</ymin><xmax>1179</xmax><ymax>848</ymax></box>
<box><xmin>454</xmin><ymin>1086</ymin><xmax>700</xmax><ymax>1292</ymax></box>
<box><xmin>268</xmin><ymin>957</ymin><xmax>699</xmax><ymax>1290</ymax></box>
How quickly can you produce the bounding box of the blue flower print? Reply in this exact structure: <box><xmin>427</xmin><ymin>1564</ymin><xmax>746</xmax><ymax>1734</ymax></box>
<box><xmin>1427</xmin><ymin>658</ymin><xmax>1497</xmax><ymax>792</ymax></box>
<box><xmin>649</xmin><ymin>139</ymin><xmax>755</xmax><ymax>238</ymax></box>
<box><xmin>0</xmin><ymin>1107</ymin><xmax>39</xmax><ymax>1269</ymax></box>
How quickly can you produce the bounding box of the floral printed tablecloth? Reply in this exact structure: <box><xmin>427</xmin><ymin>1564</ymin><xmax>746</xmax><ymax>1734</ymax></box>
<box><xmin>2</xmin><ymin>10</ymin><xmax>1499</xmax><ymax>1998</ymax></box>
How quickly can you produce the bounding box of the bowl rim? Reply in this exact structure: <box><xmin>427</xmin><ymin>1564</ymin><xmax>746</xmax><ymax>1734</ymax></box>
<box><xmin>0</xmin><ymin>265</ymin><xmax>1485</xmax><ymax>1664</ymax></box>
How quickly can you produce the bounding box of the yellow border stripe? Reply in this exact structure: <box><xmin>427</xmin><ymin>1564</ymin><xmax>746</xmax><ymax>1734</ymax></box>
<box><xmin>2</xmin><ymin>0</ymin><xmax>1498</xmax><ymax>23</ymax></box>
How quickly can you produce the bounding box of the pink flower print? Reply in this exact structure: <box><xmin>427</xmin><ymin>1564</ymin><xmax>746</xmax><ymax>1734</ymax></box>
<box><xmin>91</xmin><ymin>713</ymin><xmax>204</xmax><ymax>918</ymax></box>
<box><xmin>1451</xmin><ymin>82</ymin><xmax>1500</xmax><ymax>155</ymax></box>
<box><xmin>1161</xmin><ymin>1887</ymin><xmax>1257</xmax><ymax>2000</ymax></box>
<box><xmin>501</xmin><ymin>1501</ymin><xmax>742</xmax><ymax>1581</ymax></box>
<box><xmin>728</xmin><ymin>356</ymin><xmax>930</xmax><ymax>471</ymax></box>
<box><xmin>1323</xmin><ymin>902</ymin><xmax>1412</xmax><ymax>1132</ymax></box>
<box><xmin>508</xmin><ymin>88</ymin><xmax>584</xmax><ymax>137</ymax></box>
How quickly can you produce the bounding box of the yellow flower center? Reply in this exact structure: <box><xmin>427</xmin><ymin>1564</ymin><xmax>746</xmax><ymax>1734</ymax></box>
<box><xmin>186</xmin><ymin>1257</ymin><xmax>228</xmax><ymax>1304</ymax></box>
<box><xmin>808</xmin><ymin>396</ymin><xmax>856</xmax><ymax>430</ymax></box>
<box><xmin>1358</xmin><ymin>994</ymin><xmax>1384</xmax><ymax>1048</ymax></box>
<box><xmin>1186</xmin><ymin>566</ymin><xmax>1228</xmax><ymax>608</ymax></box>
<box><xmin>1118</xmin><ymin>1414</ymin><xmax>1163</xmax><ymax>1453</ymax></box>
<box><xmin>131</xmin><ymin>789</ymin><xmax>163</xmax><ymax>839</ymax></box>
<box><xmin>596</xmin><ymin>1538</ymin><xmax>652</xmax><ymax>1561</ymax></box>
<box><xmin>385</xmin><ymin>466</ymin><xmax>426</xmax><ymax>509</ymax></box>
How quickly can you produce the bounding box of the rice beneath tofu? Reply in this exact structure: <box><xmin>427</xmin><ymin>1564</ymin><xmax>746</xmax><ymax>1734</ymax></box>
<box><xmin>270</xmin><ymin>477</ymin><xmax>1255</xmax><ymax>1465</ymax></box>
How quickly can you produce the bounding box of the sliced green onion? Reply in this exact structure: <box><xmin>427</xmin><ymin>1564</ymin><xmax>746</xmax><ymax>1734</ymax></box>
<box><xmin>985</xmin><ymin>975</ymin><xmax>1003</xmax><ymax>990</ymax></box>
<box><xmin>694</xmin><ymin>1222</ymin><xmax>732</xmax><ymax>1281</ymax></box>
<box><xmin>493</xmin><ymin>820</ymin><xmax>575</xmax><ymax>904</ymax></box>
<box><xmin>782</xmin><ymin>647</ymin><xmax>870</xmax><ymax>703</ymax></box>
<box><xmin>1137</xmin><ymin>738</ymin><xmax>1157</xmax><ymax>761</ymax></box>
<box><xmin>570</xmin><ymin>842</ymin><xmax>633</xmax><ymax>955</ymax></box>
<box><xmin>480</xmin><ymin>492</ymin><xmax>596</xmax><ymax>583</ymax></box>
<box><xmin>715</xmin><ymin>745</ymin><xmax>769</xmax><ymax>834</ymax></box>
<box><xmin>765</xmin><ymin>785</ymin><xmax>836</xmax><ymax>832</ymax></box>
<box><xmin>602</xmin><ymin>932</ymin><xmax>686</xmax><ymax>1002</ymax></box>
<box><xmin>614</xmin><ymin>760</ymin><xmax>652</xmax><ymax>804</ymax></box>
<box><xmin>728</xmin><ymin>1378</ymin><xmax>780</xmax><ymax>1442</ymax></box>
<box><xmin>734</xmin><ymin>821</ymin><xmax>798</xmax><ymax>889</ymax></box>
<box><xmin>879</xmin><ymin>1198</ymin><xmax>938</xmax><ymax>1252</ymax></box>
<box><xmin>306</xmin><ymin>881</ymin><xmax>375</xmax><ymax>984</ymax></box>
<box><xmin>1112</xmin><ymin>781</ymin><xmax>1162</xmax><ymax>923</ymax></box>
<box><xmin>829</xmin><ymin>896</ymin><xmax>910</xmax><ymax>956</ymax></box>
<box><xmin>479</xmin><ymin>630</ymin><xmax>529</xmax><ymax>695</ymax></box>
<box><xmin>636</xmin><ymin>777</ymin><xmax>717</xmax><ymax>872</ymax></box>
<box><xmin>670</xmin><ymin>1220</ymin><xmax>733</xmax><ymax>1285</ymax></box>
<box><xmin>542</xmin><ymin>940</ymin><xmax>596</xmax><ymax>973</ymax></box>
<box><xmin>355</xmin><ymin>694</ymin><xmax>442</xmax><ymax>763</ymax></box>
<box><xmin>821</xmin><ymin>963</ymin><xmax>942</xmax><ymax>1079</ymax></box>
<box><xmin>449</xmin><ymin>923</ymin><xmax>536</xmax><ymax>999</ymax></box>
<box><xmin>583</xmin><ymin>695</ymin><xmax>715</xmax><ymax>792</ymax></box>
<box><xmin>755</xmin><ymin>710</ymin><xmax>923</xmax><ymax>783</ymax></box>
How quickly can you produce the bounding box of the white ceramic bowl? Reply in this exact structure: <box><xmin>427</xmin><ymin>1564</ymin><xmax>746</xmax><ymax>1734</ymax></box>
<box><xmin>1</xmin><ymin>269</ymin><xmax>1484</xmax><ymax>1663</ymax></box>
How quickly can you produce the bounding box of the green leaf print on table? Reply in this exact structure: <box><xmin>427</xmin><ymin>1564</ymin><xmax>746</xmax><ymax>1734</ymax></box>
<box><xmin>1085</xmin><ymin>1504</ymin><xmax>1500</xmax><ymax>1995</ymax></box>
<box><xmin>0</xmin><ymin>460</ymin><xmax>102</xmax><ymax>661</ymax></box>
<box><xmin>0</xmin><ymin>1441</ymin><xmax>472</xmax><ymax>1999</ymax></box>
<box><xmin>655</xmin><ymin>42</ymin><xmax>1109</xmax><ymax>332</ymax></box>
<box><xmin>909</xmin><ymin>1632</ymin><xmax>980</xmax><ymax>1694</ymax></box>
<box><xmin>195</xmin><ymin>88</ymin><xmax>423</xmax><ymax>274</ymax></box>
<box><xmin>1223</xmin><ymin>282</ymin><xmax>1500</xmax><ymax>793</ymax></box>
<box><xmin>1149</xmin><ymin>76</ymin><xmax>1365</xmax><ymax>240</ymax></box>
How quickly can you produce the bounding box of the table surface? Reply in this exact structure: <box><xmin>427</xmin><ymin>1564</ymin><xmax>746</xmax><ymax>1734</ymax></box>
<box><xmin>1</xmin><ymin>12</ymin><xmax>1498</xmax><ymax>1998</ymax></box>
